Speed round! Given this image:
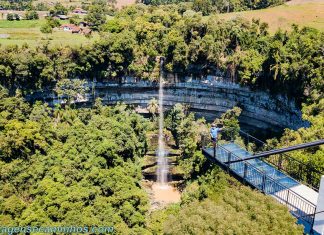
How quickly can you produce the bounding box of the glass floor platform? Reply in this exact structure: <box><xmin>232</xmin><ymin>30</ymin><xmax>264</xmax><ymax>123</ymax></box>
<box><xmin>204</xmin><ymin>143</ymin><xmax>299</xmax><ymax>189</ymax></box>
<box><xmin>203</xmin><ymin>142</ymin><xmax>319</xmax><ymax>234</ymax></box>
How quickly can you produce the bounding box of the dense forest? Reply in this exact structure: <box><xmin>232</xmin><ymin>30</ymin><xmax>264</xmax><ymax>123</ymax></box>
<box><xmin>0</xmin><ymin>0</ymin><xmax>285</xmax><ymax>12</ymax></box>
<box><xmin>0</xmin><ymin>5</ymin><xmax>322</xmax><ymax>173</ymax></box>
<box><xmin>0</xmin><ymin>5</ymin><xmax>323</xmax><ymax>103</ymax></box>
<box><xmin>142</xmin><ymin>0</ymin><xmax>286</xmax><ymax>14</ymax></box>
<box><xmin>0</xmin><ymin>90</ymin><xmax>150</xmax><ymax>233</ymax></box>
<box><xmin>0</xmin><ymin>1</ymin><xmax>323</xmax><ymax>234</ymax></box>
<box><xmin>0</xmin><ymin>0</ymin><xmax>33</xmax><ymax>11</ymax></box>
<box><xmin>0</xmin><ymin>86</ymin><xmax>305</xmax><ymax>234</ymax></box>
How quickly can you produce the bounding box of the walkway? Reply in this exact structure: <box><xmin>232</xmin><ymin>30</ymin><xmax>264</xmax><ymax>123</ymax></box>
<box><xmin>203</xmin><ymin>143</ymin><xmax>318</xmax><ymax>233</ymax></box>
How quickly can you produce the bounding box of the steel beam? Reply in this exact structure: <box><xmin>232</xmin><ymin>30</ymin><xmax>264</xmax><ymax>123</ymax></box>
<box><xmin>225</xmin><ymin>139</ymin><xmax>324</xmax><ymax>164</ymax></box>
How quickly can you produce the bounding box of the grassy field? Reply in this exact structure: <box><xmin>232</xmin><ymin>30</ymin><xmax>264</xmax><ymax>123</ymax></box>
<box><xmin>33</xmin><ymin>0</ymin><xmax>135</xmax><ymax>9</ymax></box>
<box><xmin>0</xmin><ymin>0</ymin><xmax>323</xmax><ymax>47</ymax></box>
<box><xmin>33</xmin><ymin>0</ymin><xmax>85</xmax><ymax>9</ymax></box>
<box><xmin>0</xmin><ymin>19</ymin><xmax>48</xmax><ymax>28</ymax></box>
<box><xmin>219</xmin><ymin>1</ymin><xmax>324</xmax><ymax>33</ymax></box>
<box><xmin>0</xmin><ymin>19</ymin><xmax>99</xmax><ymax>47</ymax></box>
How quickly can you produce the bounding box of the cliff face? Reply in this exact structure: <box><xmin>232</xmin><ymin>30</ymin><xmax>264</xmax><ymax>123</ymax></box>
<box><xmin>28</xmin><ymin>79</ymin><xmax>308</xmax><ymax>133</ymax></box>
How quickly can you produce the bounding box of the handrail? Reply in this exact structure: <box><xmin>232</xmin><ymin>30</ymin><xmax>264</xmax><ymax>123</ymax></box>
<box><xmin>300</xmin><ymin>210</ymin><xmax>324</xmax><ymax>219</ymax></box>
<box><xmin>225</xmin><ymin>140</ymin><xmax>324</xmax><ymax>163</ymax></box>
<box><xmin>203</xmin><ymin>143</ymin><xmax>317</xmax><ymax>226</ymax></box>
<box><xmin>238</xmin><ymin>129</ymin><xmax>266</xmax><ymax>145</ymax></box>
<box><xmin>237</xmin><ymin>130</ymin><xmax>324</xmax><ymax>173</ymax></box>
<box><xmin>235</xmin><ymin>130</ymin><xmax>324</xmax><ymax>190</ymax></box>
<box><xmin>216</xmin><ymin>145</ymin><xmax>317</xmax><ymax>207</ymax></box>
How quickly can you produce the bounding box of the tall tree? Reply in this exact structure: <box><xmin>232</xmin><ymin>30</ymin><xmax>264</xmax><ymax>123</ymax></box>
<box><xmin>85</xmin><ymin>0</ymin><xmax>107</xmax><ymax>31</ymax></box>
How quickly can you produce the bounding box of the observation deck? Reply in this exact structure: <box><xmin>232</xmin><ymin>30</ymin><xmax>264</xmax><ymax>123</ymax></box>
<box><xmin>202</xmin><ymin>132</ymin><xmax>324</xmax><ymax>234</ymax></box>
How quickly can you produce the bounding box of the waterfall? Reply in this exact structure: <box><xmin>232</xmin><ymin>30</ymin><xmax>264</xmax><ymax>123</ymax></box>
<box><xmin>157</xmin><ymin>57</ymin><xmax>168</xmax><ymax>186</ymax></box>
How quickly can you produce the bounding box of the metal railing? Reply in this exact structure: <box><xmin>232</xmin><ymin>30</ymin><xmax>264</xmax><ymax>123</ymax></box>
<box><xmin>201</xmin><ymin>141</ymin><xmax>317</xmax><ymax>227</ymax></box>
<box><xmin>236</xmin><ymin>130</ymin><xmax>324</xmax><ymax>191</ymax></box>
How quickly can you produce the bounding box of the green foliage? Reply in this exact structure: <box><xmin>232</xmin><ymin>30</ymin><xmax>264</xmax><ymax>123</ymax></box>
<box><xmin>267</xmin><ymin>97</ymin><xmax>324</xmax><ymax>187</ymax></box>
<box><xmin>0</xmin><ymin>93</ymin><xmax>150</xmax><ymax>232</ymax></box>
<box><xmin>49</xmin><ymin>3</ymin><xmax>68</xmax><ymax>16</ymax></box>
<box><xmin>54</xmin><ymin>79</ymin><xmax>88</xmax><ymax>105</ymax></box>
<box><xmin>35</xmin><ymin>2</ymin><xmax>49</xmax><ymax>11</ymax></box>
<box><xmin>40</xmin><ymin>17</ymin><xmax>61</xmax><ymax>35</ymax></box>
<box><xmin>6</xmin><ymin>13</ymin><xmax>14</xmax><ymax>21</ymax></box>
<box><xmin>0</xmin><ymin>88</ymin><xmax>31</xmax><ymax>129</ymax></box>
<box><xmin>25</xmin><ymin>10</ymin><xmax>39</xmax><ymax>20</ymax></box>
<box><xmin>166</xmin><ymin>105</ymin><xmax>241</xmax><ymax>179</ymax></box>
<box><xmin>143</xmin><ymin>0</ymin><xmax>286</xmax><ymax>13</ymax></box>
<box><xmin>46</xmin><ymin>17</ymin><xmax>61</xmax><ymax>28</ymax></box>
<box><xmin>180</xmin><ymin>150</ymin><xmax>206</xmax><ymax>179</ymax></box>
<box><xmin>214</xmin><ymin>106</ymin><xmax>242</xmax><ymax>141</ymax></box>
<box><xmin>0</xmin><ymin>119</ymin><xmax>47</xmax><ymax>160</ymax></box>
<box><xmin>0</xmin><ymin>0</ymin><xmax>32</xmax><ymax>11</ymax></box>
<box><xmin>165</xmin><ymin>103</ymin><xmax>185</xmax><ymax>147</ymax></box>
<box><xmin>192</xmin><ymin>0</ymin><xmax>212</xmax><ymax>16</ymax></box>
<box><xmin>237</xmin><ymin>49</ymin><xmax>265</xmax><ymax>84</ymax></box>
<box><xmin>147</xmin><ymin>98</ymin><xmax>159</xmax><ymax>121</ymax></box>
<box><xmin>85</xmin><ymin>1</ymin><xmax>107</xmax><ymax>30</ymax></box>
<box><xmin>69</xmin><ymin>15</ymin><xmax>81</xmax><ymax>25</ymax></box>
<box><xmin>0</xmin><ymin>6</ymin><xmax>322</xmax><ymax>103</ymax></box>
<box><xmin>40</xmin><ymin>24</ymin><xmax>52</xmax><ymax>34</ymax></box>
<box><xmin>163</xmin><ymin>168</ymin><xmax>303</xmax><ymax>235</ymax></box>
<box><xmin>166</xmin><ymin>103</ymin><xmax>208</xmax><ymax>177</ymax></box>
<box><xmin>146</xmin><ymin>204</ymin><xmax>180</xmax><ymax>234</ymax></box>
<box><xmin>102</xmin><ymin>19</ymin><xmax>123</xmax><ymax>33</ymax></box>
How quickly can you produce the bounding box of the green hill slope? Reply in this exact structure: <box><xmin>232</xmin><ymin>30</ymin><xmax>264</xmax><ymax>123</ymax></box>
<box><xmin>219</xmin><ymin>0</ymin><xmax>324</xmax><ymax>33</ymax></box>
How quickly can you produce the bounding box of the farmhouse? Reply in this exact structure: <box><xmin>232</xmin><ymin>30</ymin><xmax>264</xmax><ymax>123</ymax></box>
<box><xmin>60</xmin><ymin>24</ymin><xmax>81</xmax><ymax>33</ymax></box>
<box><xmin>59</xmin><ymin>23</ymin><xmax>92</xmax><ymax>35</ymax></box>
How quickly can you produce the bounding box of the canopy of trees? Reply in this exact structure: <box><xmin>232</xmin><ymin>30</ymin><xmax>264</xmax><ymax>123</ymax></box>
<box><xmin>0</xmin><ymin>6</ymin><xmax>322</xmax><ymax>106</ymax></box>
<box><xmin>0</xmin><ymin>88</ymin><xmax>150</xmax><ymax>233</ymax></box>
<box><xmin>0</xmin><ymin>3</ymin><xmax>322</xmax><ymax>233</ymax></box>
<box><xmin>162</xmin><ymin>168</ymin><xmax>303</xmax><ymax>235</ymax></box>
<box><xmin>25</xmin><ymin>10</ymin><xmax>39</xmax><ymax>20</ymax></box>
<box><xmin>147</xmin><ymin>105</ymin><xmax>303</xmax><ymax>234</ymax></box>
<box><xmin>0</xmin><ymin>89</ymin><xmax>305</xmax><ymax>233</ymax></box>
<box><xmin>142</xmin><ymin>0</ymin><xmax>286</xmax><ymax>13</ymax></box>
<box><xmin>0</xmin><ymin>0</ymin><xmax>32</xmax><ymax>11</ymax></box>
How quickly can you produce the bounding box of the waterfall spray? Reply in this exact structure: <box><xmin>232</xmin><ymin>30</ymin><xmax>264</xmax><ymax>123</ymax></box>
<box><xmin>157</xmin><ymin>57</ymin><xmax>168</xmax><ymax>186</ymax></box>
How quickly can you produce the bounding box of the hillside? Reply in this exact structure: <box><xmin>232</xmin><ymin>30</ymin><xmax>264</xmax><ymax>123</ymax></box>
<box><xmin>0</xmin><ymin>0</ymin><xmax>323</xmax><ymax>47</ymax></box>
<box><xmin>218</xmin><ymin>0</ymin><xmax>324</xmax><ymax>33</ymax></box>
<box><xmin>0</xmin><ymin>20</ymin><xmax>99</xmax><ymax>47</ymax></box>
<box><xmin>32</xmin><ymin>0</ymin><xmax>137</xmax><ymax>9</ymax></box>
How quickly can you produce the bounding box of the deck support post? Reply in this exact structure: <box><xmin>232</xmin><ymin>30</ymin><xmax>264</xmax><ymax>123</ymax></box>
<box><xmin>262</xmin><ymin>174</ymin><xmax>266</xmax><ymax>192</ymax></box>
<box><xmin>278</xmin><ymin>154</ymin><xmax>282</xmax><ymax>170</ymax></box>
<box><xmin>286</xmin><ymin>190</ymin><xmax>290</xmax><ymax>206</ymax></box>
<box><xmin>227</xmin><ymin>152</ymin><xmax>231</xmax><ymax>172</ymax></box>
<box><xmin>243</xmin><ymin>163</ymin><xmax>248</xmax><ymax>184</ymax></box>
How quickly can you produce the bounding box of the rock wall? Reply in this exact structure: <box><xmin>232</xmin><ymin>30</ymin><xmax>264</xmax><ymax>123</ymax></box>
<box><xmin>29</xmin><ymin>79</ymin><xmax>308</xmax><ymax>134</ymax></box>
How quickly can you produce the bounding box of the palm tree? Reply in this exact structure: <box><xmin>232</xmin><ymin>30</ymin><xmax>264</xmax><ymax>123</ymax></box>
<box><xmin>147</xmin><ymin>98</ymin><xmax>159</xmax><ymax>120</ymax></box>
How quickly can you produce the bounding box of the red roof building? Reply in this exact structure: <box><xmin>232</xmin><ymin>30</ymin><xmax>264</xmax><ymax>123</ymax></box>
<box><xmin>60</xmin><ymin>24</ymin><xmax>81</xmax><ymax>33</ymax></box>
